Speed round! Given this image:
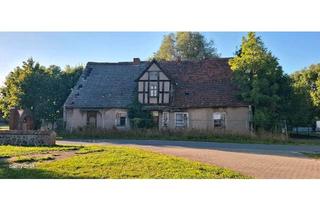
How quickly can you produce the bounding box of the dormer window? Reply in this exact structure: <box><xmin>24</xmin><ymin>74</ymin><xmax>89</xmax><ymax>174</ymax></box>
<box><xmin>150</xmin><ymin>84</ymin><xmax>158</xmax><ymax>97</ymax></box>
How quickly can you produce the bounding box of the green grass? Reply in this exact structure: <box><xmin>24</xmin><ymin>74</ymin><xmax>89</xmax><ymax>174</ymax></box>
<box><xmin>59</xmin><ymin>128</ymin><xmax>320</xmax><ymax>146</ymax></box>
<box><xmin>0</xmin><ymin>145</ymin><xmax>80</xmax><ymax>158</ymax></box>
<box><xmin>0</xmin><ymin>125</ymin><xmax>9</xmax><ymax>131</ymax></box>
<box><xmin>0</xmin><ymin>145</ymin><xmax>248</xmax><ymax>179</ymax></box>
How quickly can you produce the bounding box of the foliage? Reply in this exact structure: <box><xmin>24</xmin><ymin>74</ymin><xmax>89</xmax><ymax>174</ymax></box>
<box><xmin>229</xmin><ymin>32</ymin><xmax>292</xmax><ymax>130</ymax></box>
<box><xmin>127</xmin><ymin>96</ymin><xmax>155</xmax><ymax>128</ymax></box>
<box><xmin>153</xmin><ymin>33</ymin><xmax>176</xmax><ymax>61</ymax></box>
<box><xmin>0</xmin><ymin>58</ymin><xmax>83</xmax><ymax>128</ymax></box>
<box><xmin>0</xmin><ymin>145</ymin><xmax>248</xmax><ymax>178</ymax></box>
<box><xmin>290</xmin><ymin>64</ymin><xmax>320</xmax><ymax>125</ymax></box>
<box><xmin>153</xmin><ymin>32</ymin><xmax>219</xmax><ymax>61</ymax></box>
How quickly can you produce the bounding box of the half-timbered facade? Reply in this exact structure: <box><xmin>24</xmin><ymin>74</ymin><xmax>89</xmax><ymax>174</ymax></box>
<box><xmin>137</xmin><ymin>62</ymin><xmax>171</xmax><ymax>105</ymax></box>
<box><xmin>64</xmin><ymin>58</ymin><xmax>251</xmax><ymax>133</ymax></box>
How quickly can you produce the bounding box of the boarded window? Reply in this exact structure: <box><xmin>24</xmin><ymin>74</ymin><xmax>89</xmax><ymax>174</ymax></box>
<box><xmin>175</xmin><ymin>112</ymin><xmax>189</xmax><ymax>128</ymax></box>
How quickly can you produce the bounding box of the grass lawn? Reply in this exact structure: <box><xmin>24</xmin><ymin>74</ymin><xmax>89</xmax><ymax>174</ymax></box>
<box><xmin>0</xmin><ymin>145</ymin><xmax>248</xmax><ymax>179</ymax></box>
<box><xmin>0</xmin><ymin>125</ymin><xmax>9</xmax><ymax>131</ymax></box>
<box><xmin>0</xmin><ymin>145</ymin><xmax>80</xmax><ymax>158</ymax></box>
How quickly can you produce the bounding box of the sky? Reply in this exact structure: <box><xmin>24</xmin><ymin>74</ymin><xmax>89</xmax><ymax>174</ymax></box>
<box><xmin>0</xmin><ymin>32</ymin><xmax>319</xmax><ymax>86</ymax></box>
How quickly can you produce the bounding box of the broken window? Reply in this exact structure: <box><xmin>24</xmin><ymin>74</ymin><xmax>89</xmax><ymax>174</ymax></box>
<box><xmin>213</xmin><ymin>112</ymin><xmax>226</xmax><ymax>128</ymax></box>
<box><xmin>116</xmin><ymin>112</ymin><xmax>127</xmax><ymax>127</ymax></box>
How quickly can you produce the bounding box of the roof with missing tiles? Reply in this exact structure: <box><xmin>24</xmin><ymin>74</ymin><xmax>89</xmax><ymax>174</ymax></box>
<box><xmin>64</xmin><ymin>58</ymin><xmax>247</xmax><ymax>109</ymax></box>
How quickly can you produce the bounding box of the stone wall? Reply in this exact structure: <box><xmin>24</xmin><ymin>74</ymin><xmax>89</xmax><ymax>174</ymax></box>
<box><xmin>0</xmin><ymin>130</ymin><xmax>56</xmax><ymax>146</ymax></box>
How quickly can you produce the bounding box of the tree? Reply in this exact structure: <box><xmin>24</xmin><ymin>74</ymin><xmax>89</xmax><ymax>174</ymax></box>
<box><xmin>153</xmin><ymin>33</ymin><xmax>176</xmax><ymax>61</ymax></box>
<box><xmin>0</xmin><ymin>58</ymin><xmax>83</xmax><ymax>128</ymax></box>
<box><xmin>0</xmin><ymin>58</ymin><xmax>36</xmax><ymax>118</ymax></box>
<box><xmin>152</xmin><ymin>32</ymin><xmax>219</xmax><ymax>61</ymax></box>
<box><xmin>229</xmin><ymin>32</ymin><xmax>291</xmax><ymax>130</ymax></box>
<box><xmin>290</xmin><ymin>64</ymin><xmax>320</xmax><ymax>125</ymax></box>
<box><xmin>176</xmin><ymin>32</ymin><xmax>219</xmax><ymax>60</ymax></box>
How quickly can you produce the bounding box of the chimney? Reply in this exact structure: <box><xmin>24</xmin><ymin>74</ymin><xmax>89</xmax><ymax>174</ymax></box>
<box><xmin>133</xmin><ymin>58</ymin><xmax>140</xmax><ymax>65</ymax></box>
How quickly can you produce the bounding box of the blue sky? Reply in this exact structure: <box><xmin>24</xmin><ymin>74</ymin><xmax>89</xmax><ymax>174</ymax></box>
<box><xmin>0</xmin><ymin>32</ymin><xmax>319</xmax><ymax>86</ymax></box>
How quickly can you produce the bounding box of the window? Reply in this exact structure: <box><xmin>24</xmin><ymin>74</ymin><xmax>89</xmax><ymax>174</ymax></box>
<box><xmin>116</xmin><ymin>112</ymin><xmax>127</xmax><ymax>127</ymax></box>
<box><xmin>213</xmin><ymin>112</ymin><xmax>226</xmax><ymax>128</ymax></box>
<box><xmin>150</xmin><ymin>84</ymin><xmax>158</xmax><ymax>97</ymax></box>
<box><xmin>149</xmin><ymin>72</ymin><xmax>159</xmax><ymax>80</ymax></box>
<box><xmin>175</xmin><ymin>112</ymin><xmax>189</xmax><ymax>128</ymax></box>
<box><xmin>162</xmin><ymin>112</ymin><xmax>169</xmax><ymax>127</ymax></box>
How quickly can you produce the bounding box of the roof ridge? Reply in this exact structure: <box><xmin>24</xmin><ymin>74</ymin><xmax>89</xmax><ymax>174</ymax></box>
<box><xmin>87</xmin><ymin>61</ymin><xmax>150</xmax><ymax>65</ymax></box>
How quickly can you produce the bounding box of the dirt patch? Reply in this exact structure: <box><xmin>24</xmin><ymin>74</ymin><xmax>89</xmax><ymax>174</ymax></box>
<box><xmin>49</xmin><ymin>150</ymin><xmax>78</xmax><ymax>161</ymax></box>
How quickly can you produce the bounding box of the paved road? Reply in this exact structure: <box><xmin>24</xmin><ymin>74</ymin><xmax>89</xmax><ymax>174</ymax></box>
<box><xmin>58</xmin><ymin>139</ymin><xmax>320</xmax><ymax>178</ymax></box>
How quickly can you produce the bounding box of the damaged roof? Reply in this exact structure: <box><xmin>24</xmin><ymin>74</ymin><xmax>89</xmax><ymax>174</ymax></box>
<box><xmin>157</xmin><ymin>58</ymin><xmax>247</xmax><ymax>108</ymax></box>
<box><xmin>64</xmin><ymin>58</ymin><xmax>247</xmax><ymax>109</ymax></box>
<box><xmin>64</xmin><ymin>61</ymin><xmax>149</xmax><ymax>108</ymax></box>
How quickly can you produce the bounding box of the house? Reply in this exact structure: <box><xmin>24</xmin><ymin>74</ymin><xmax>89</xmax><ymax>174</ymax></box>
<box><xmin>63</xmin><ymin>58</ymin><xmax>251</xmax><ymax>133</ymax></box>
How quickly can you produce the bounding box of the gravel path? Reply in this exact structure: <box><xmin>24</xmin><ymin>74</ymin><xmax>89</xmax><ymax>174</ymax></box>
<box><xmin>58</xmin><ymin>139</ymin><xmax>320</xmax><ymax>178</ymax></box>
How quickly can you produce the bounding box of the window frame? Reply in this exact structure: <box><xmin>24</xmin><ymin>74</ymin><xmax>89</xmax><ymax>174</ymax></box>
<box><xmin>213</xmin><ymin>112</ymin><xmax>226</xmax><ymax>128</ymax></box>
<box><xmin>175</xmin><ymin>112</ymin><xmax>189</xmax><ymax>128</ymax></box>
<box><xmin>149</xmin><ymin>83</ymin><xmax>158</xmax><ymax>98</ymax></box>
<box><xmin>115</xmin><ymin>112</ymin><xmax>127</xmax><ymax>127</ymax></box>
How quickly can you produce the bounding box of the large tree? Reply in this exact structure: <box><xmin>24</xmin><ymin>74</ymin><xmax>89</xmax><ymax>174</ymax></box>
<box><xmin>290</xmin><ymin>63</ymin><xmax>320</xmax><ymax>125</ymax></box>
<box><xmin>0</xmin><ymin>58</ymin><xmax>83</xmax><ymax>128</ymax></box>
<box><xmin>229</xmin><ymin>32</ymin><xmax>291</xmax><ymax>130</ymax></box>
<box><xmin>153</xmin><ymin>33</ymin><xmax>176</xmax><ymax>61</ymax></box>
<box><xmin>153</xmin><ymin>32</ymin><xmax>219</xmax><ymax>61</ymax></box>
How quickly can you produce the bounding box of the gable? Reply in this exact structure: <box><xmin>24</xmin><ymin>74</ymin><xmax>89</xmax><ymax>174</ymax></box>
<box><xmin>137</xmin><ymin>61</ymin><xmax>171</xmax><ymax>105</ymax></box>
<box><xmin>138</xmin><ymin>63</ymin><xmax>170</xmax><ymax>81</ymax></box>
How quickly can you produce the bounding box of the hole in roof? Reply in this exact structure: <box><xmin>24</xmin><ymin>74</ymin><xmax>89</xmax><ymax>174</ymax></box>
<box><xmin>185</xmin><ymin>92</ymin><xmax>190</xmax><ymax>96</ymax></box>
<box><xmin>77</xmin><ymin>84</ymin><xmax>83</xmax><ymax>89</ymax></box>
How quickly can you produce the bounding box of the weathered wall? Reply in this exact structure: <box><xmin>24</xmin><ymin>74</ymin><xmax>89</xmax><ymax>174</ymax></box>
<box><xmin>64</xmin><ymin>108</ymin><xmax>130</xmax><ymax>131</ymax></box>
<box><xmin>0</xmin><ymin>130</ymin><xmax>56</xmax><ymax>146</ymax></box>
<box><xmin>159</xmin><ymin>107</ymin><xmax>250</xmax><ymax>134</ymax></box>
